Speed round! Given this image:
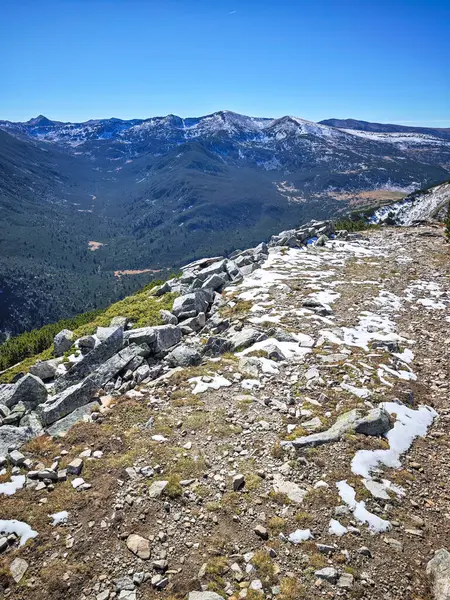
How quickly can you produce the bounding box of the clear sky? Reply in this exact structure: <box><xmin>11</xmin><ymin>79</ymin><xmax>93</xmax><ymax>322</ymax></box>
<box><xmin>1</xmin><ymin>0</ymin><xmax>449</xmax><ymax>125</ymax></box>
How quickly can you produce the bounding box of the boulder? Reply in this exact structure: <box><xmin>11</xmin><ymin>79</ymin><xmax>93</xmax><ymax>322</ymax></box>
<box><xmin>126</xmin><ymin>534</ymin><xmax>151</xmax><ymax>559</ymax></box>
<box><xmin>426</xmin><ymin>548</ymin><xmax>450</xmax><ymax>600</ymax></box>
<box><xmin>196</xmin><ymin>259</ymin><xmax>228</xmax><ymax>281</ymax></box>
<box><xmin>2</xmin><ymin>374</ymin><xmax>47</xmax><ymax>410</ymax></box>
<box><xmin>54</xmin><ymin>329</ymin><xmax>75</xmax><ymax>356</ymax></box>
<box><xmin>88</xmin><ymin>344</ymin><xmax>151</xmax><ymax>388</ymax></box>
<box><xmin>263</xmin><ymin>344</ymin><xmax>286</xmax><ymax>361</ymax></box>
<box><xmin>0</xmin><ymin>425</ymin><xmax>35</xmax><ymax>455</ymax></box>
<box><xmin>225</xmin><ymin>260</ymin><xmax>242</xmax><ymax>282</ymax></box>
<box><xmin>10</xmin><ymin>557</ymin><xmax>29</xmax><ymax>583</ymax></box>
<box><xmin>123</xmin><ymin>327</ymin><xmax>156</xmax><ymax>346</ymax></box>
<box><xmin>77</xmin><ymin>335</ymin><xmax>96</xmax><ymax>350</ymax></box>
<box><xmin>172</xmin><ymin>290</ymin><xmax>213</xmax><ymax>319</ymax></box>
<box><xmin>202</xmin><ymin>337</ymin><xmax>233</xmax><ymax>357</ymax></box>
<box><xmin>30</xmin><ymin>358</ymin><xmax>63</xmax><ymax>380</ymax></box>
<box><xmin>96</xmin><ymin>326</ymin><xmax>119</xmax><ymax>342</ymax></box>
<box><xmin>230</xmin><ymin>328</ymin><xmax>265</xmax><ymax>351</ymax></box>
<box><xmin>179</xmin><ymin>313</ymin><xmax>206</xmax><ymax>334</ymax></box>
<box><xmin>159</xmin><ymin>310</ymin><xmax>178</xmax><ymax>325</ymax></box>
<box><xmin>55</xmin><ymin>327</ymin><xmax>124</xmax><ymax>391</ymax></box>
<box><xmin>315</xmin><ymin>567</ymin><xmax>338</xmax><ymax>584</ymax></box>
<box><xmin>38</xmin><ymin>378</ymin><xmax>97</xmax><ymax>426</ymax></box>
<box><xmin>153</xmin><ymin>325</ymin><xmax>182</xmax><ymax>353</ymax></box>
<box><xmin>283</xmin><ymin>408</ymin><xmax>391</xmax><ymax>449</ymax></box>
<box><xmin>166</xmin><ymin>345</ymin><xmax>202</xmax><ymax>368</ymax></box>
<box><xmin>201</xmin><ymin>274</ymin><xmax>227</xmax><ymax>292</ymax></box>
<box><xmin>46</xmin><ymin>402</ymin><xmax>99</xmax><ymax>437</ymax></box>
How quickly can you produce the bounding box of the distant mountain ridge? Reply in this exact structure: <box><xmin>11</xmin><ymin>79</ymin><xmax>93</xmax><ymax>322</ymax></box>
<box><xmin>319</xmin><ymin>117</ymin><xmax>450</xmax><ymax>139</ymax></box>
<box><xmin>1</xmin><ymin>110</ymin><xmax>450</xmax><ymax>337</ymax></box>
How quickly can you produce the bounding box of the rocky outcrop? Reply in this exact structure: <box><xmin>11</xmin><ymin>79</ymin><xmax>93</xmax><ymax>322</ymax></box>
<box><xmin>37</xmin><ymin>378</ymin><xmax>97</xmax><ymax>426</ymax></box>
<box><xmin>283</xmin><ymin>408</ymin><xmax>391</xmax><ymax>449</ymax></box>
<box><xmin>0</xmin><ymin>219</ymin><xmax>338</xmax><ymax>452</ymax></box>
<box><xmin>55</xmin><ymin>326</ymin><xmax>124</xmax><ymax>391</ymax></box>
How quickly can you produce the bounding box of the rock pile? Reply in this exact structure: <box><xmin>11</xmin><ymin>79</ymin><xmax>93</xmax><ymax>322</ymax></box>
<box><xmin>0</xmin><ymin>220</ymin><xmax>334</xmax><ymax>456</ymax></box>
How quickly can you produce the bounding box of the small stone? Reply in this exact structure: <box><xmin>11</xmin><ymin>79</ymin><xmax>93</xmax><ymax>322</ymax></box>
<box><xmin>126</xmin><ymin>534</ymin><xmax>151</xmax><ymax>559</ymax></box>
<box><xmin>7</xmin><ymin>450</ymin><xmax>25</xmax><ymax>466</ymax></box>
<box><xmin>10</xmin><ymin>557</ymin><xmax>29</xmax><ymax>583</ymax></box>
<box><xmin>315</xmin><ymin>567</ymin><xmax>338</xmax><ymax>583</ymax></box>
<box><xmin>71</xmin><ymin>477</ymin><xmax>85</xmax><ymax>489</ymax></box>
<box><xmin>148</xmin><ymin>480</ymin><xmax>168</xmax><ymax>498</ymax></box>
<box><xmin>337</xmin><ymin>573</ymin><xmax>354</xmax><ymax>588</ymax></box>
<box><xmin>254</xmin><ymin>525</ymin><xmax>268</xmax><ymax>540</ymax></box>
<box><xmin>118</xmin><ymin>592</ymin><xmax>136</xmax><ymax>600</ymax></box>
<box><xmin>233</xmin><ymin>474</ymin><xmax>245</xmax><ymax>491</ymax></box>
<box><xmin>67</xmin><ymin>458</ymin><xmax>84</xmax><ymax>476</ymax></box>
<box><xmin>359</xmin><ymin>546</ymin><xmax>372</xmax><ymax>558</ymax></box>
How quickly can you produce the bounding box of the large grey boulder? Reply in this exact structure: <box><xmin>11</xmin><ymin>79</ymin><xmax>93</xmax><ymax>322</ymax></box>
<box><xmin>230</xmin><ymin>328</ymin><xmax>266</xmax><ymax>351</ymax></box>
<box><xmin>203</xmin><ymin>337</ymin><xmax>233</xmax><ymax>357</ymax></box>
<box><xmin>54</xmin><ymin>329</ymin><xmax>75</xmax><ymax>356</ymax></box>
<box><xmin>165</xmin><ymin>345</ymin><xmax>202</xmax><ymax>368</ymax></box>
<box><xmin>89</xmin><ymin>344</ymin><xmax>151</xmax><ymax>388</ymax></box>
<box><xmin>77</xmin><ymin>335</ymin><xmax>96</xmax><ymax>351</ymax></box>
<box><xmin>196</xmin><ymin>259</ymin><xmax>228</xmax><ymax>281</ymax></box>
<box><xmin>160</xmin><ymin>310</ymin><xmax>178</xmax><ymax>325</ymax></box>
<box><xmin>172</xmin><ymin>290</ymin><xmax>213</xmax><ymax>319</ymax></box>
<box><xmin>427</xmin><ymin>549</ymin><xmax>450</xmax><ymax>600</ymax></box>
<box><xmin>20</xmin><ymin>412</ymin><xmax>45</xmax><ymax>437</ymax></box>
<box><xmin>46</xmin><ymin>402</ymin><xmax>100</xmax><ymax>437</ymax></box>
<box><xmin>123</xmin><ymin>327</ymin><xmax>156</xmax><ymax>346</ymax></box>
<box><xmin>30</xmin><ymin>358</ymin><xmax>63</xmax><ymax>380</ymax></box>
<box><xmin>2</xmin><ymin>374</ymin><xmax>47</xmax><ymax>410</ymax></box>
<box><xmin>0</xmin><ymin>425</ymin><xmax>34</xmax><ymax>455</ymax></box>
<box><xmin>179</xmin><ymin>313</ymin><xmax>206</xmax><ymax>334</ymax></box>
<box><xmin>201</xmin><ymin>274</ymin><xmax>227</xmax><ymax>292</ymax></box>
<box><xmin>283</xmin><ymin>408</ymin><xmax>391</xmax><ymax>449</ymax></box>
<box><xmin>38</xmin><ymin>378</ymin><xmax>97</xmax><ymax>426</ymax></box>
<box><xmin>55</xmin><ymin>327</ymin><xmax>124</xmax><ymax>391</ymax></box>
<box><xmin>225</xmin><ymin>260</ymin><xmax>242</xmax><ymax>282</ymax></box>
<box><xmin>153</xmin><ymin>325</ymin><xmax>182</xmax><ymax>353</ymax></box>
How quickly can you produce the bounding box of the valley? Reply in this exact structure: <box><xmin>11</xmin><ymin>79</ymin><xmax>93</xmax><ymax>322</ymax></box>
<box><xmin>1</xmin><ymin>111</ymin><xmax>450</xmax><ymax>337</ymax></box>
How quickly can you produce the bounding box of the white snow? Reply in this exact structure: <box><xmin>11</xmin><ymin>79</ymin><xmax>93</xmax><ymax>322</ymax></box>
<box><xmin>417</xmin><ymin>298</ymin><xmax>446</xmax><ymax>310</ymax></box>
<box><xmin>288</xmin><ymin>528</ymin><xmax>313</xmax><ymax>543</ymax></box>
<box><xmin>50</xmin><ymin>511</ymin><xmax>69</xmax><ymax>526</ymax></box>
<box><xmin>336</xmin><ymin>480</ymin><xmax>391</xmax><ymax>533</ymax></box>
<box><xmin>238</xmin><ymin>338</ymin><xmax>311</xmax><ymax>360</ymax></box>
<box><xmin>351</xmin><ymin>402</ymin><xmax>437</xmax><ymax>478</ymax></box>
<box><xmin>241</xmin><ymin>379</ymin><xmax>261</xmax><ymax>390</ymax></box>
<box><xmin>0</xmin><ymin>519</ymin><xmax>38</xmax><ymax>546</ymax></box>
<box><xmin>189</xmin><ymin>375</ymin><xmax>232</xmax><ymax>394</ymax></box>
<box><xmin>328</xmin><ymin>519</ymin><xmax>348</xmax><ymax>536</ymax></box>
<box><xmin>0</xmin><ymin>475</ymin><xmax>26</xmax><ymax>496</ymax></box>
<box><xmin>340</xmin><ymin>382</ymin><xmax>372</xmax><ymax>399</ymax></box>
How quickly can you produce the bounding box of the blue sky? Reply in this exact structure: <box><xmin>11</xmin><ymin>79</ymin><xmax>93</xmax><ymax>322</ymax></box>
<box><xmin>1</xmin><ymin>0</ymin><xmax>449</xmax><ymax>125</ymax></box>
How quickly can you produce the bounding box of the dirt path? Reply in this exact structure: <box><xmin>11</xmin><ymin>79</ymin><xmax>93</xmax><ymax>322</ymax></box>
<box><xmin>1</xmin><ymin>225</ymin><xmax>449</xmax><ymax>600</ymax></box>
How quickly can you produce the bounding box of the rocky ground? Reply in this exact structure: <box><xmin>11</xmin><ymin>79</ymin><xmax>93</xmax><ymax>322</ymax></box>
<box><xmin>0</xmin><ymin>224</ymin><xmax>449</xmax><ymax>600</ymax></box>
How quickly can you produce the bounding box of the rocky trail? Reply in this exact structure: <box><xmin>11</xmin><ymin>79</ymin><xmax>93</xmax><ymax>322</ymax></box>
<box><xmin>0</xmin><ymin>222</ymin><xmax>449</xmax><ymax>600</ymax></box>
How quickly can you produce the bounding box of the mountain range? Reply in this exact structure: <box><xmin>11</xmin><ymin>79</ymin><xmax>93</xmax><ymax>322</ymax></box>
<box><xmin>1</xmin><ymin>110</ymin><xmax>450</xmax><ymax>337</ymax></box>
